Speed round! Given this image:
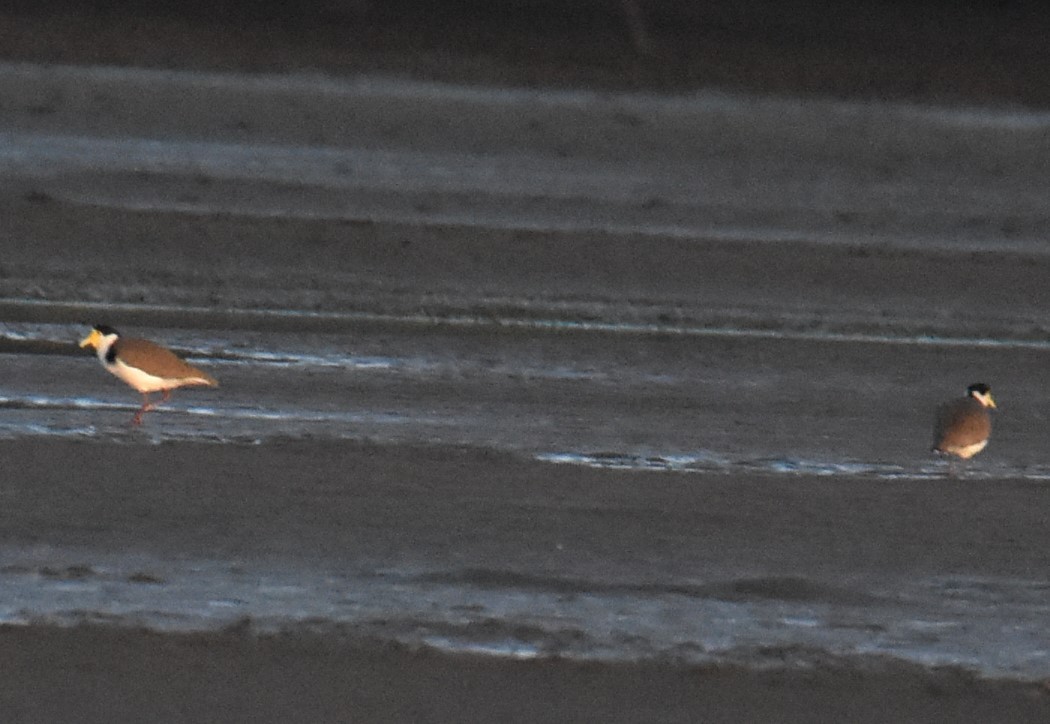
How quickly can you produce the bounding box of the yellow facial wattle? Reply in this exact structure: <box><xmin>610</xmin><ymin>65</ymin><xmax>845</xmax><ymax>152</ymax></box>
<box><xmin>79</xmin><ymin>329</ymin><xmax>102</xmax><ymax>349</ymax></box>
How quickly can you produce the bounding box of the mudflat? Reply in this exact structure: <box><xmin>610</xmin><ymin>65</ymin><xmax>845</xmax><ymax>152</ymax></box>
<box><xmin>1</xmin><ymin>625</ymin><xmax>1047</xmax><ymax>724</ymax></box>
<box><xmin>1</xmin><ymin>439</ymin><xmax>1049</xmax><ymax>723</ymax></box>
<box><xmin>2</xmin><ymin>1</ymin><xmax>1050</xmax><ymax>722</ymax></box>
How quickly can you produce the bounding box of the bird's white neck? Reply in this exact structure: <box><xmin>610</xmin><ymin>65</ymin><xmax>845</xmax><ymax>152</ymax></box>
<box><xmin>93</xmin><ymin>333</ymin><xmax>119</xmax><ymax>363</ymax></box>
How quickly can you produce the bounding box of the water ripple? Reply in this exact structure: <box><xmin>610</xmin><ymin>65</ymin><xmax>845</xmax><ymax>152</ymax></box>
<box><xmin>535</xmin><ymin>450</ymin><xmax>1050</xmax><ymax>482</ymax></box>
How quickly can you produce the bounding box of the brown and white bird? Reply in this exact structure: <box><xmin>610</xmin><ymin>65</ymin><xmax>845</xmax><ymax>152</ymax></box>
<box><xmin>932</xmin><ymin>382</ymin><xmax>996</xmax><ymax>474</ymax></box>
<box><xmin>80</xmin><ymin>324</ymin><xmax>218</xmax><ymax>425</ymax></box>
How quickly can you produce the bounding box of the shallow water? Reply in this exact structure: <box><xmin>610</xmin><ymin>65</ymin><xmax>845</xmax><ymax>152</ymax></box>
<box><xmin>4</xmin><ymin>315</ymin><xmax>1047</xmax><ymax>477</ymax></box>
<box><xmin>1</xmin><ymin>545</ymin><xmax>1048</xmax><ymax>678</ymax></box>
<box><xmin>3</xmin><ymin>312</ymin><xmax>1050</xmax><ymax>680</ymax></box>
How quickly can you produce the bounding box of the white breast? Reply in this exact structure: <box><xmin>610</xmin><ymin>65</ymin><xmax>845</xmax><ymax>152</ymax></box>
<box><xmin>950</xmin><ymin>439</ymin><xmax>989</xmax><ymax>460</ymax></box>
<box><xmin>106</xmin><ymin>358</ymin><xmax>183</xmax><ymax>393</ymax></box>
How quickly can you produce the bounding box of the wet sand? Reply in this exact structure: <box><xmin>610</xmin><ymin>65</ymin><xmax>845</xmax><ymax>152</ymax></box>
<box><xmin>3</xmin><ymin>1</ymin><xmax>1050</xmax><ymax>721</ymax></box>
<box><xmin>1</xmin><ymin>439</ymin><xmax>1049</xmax><ymax>722</ymax></box>
<box><xmin>3</xmin><ymin>438</ymin><xmax>1050</xmax><ymax>582</ymax></box>
<box><xmin>2</xmin><ymin>625</ymin><xmax>1048</xmax><ymax>724</ymax></box>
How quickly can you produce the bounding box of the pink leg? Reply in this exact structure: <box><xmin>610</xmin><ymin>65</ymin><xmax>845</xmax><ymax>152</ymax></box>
<box><xmin>132</xmin><ymin>393</ymin><xmax>155</xmax><ymax>426</ymax></box>
<box><xmin>132</xmin><ymin>392</ymin><xmax>160</xmax><ymax>426</ymax></box>
<box><xmin>132</xmin><ymin>390</ymin><xmax>173</xmax><ymax>425</ymax></box>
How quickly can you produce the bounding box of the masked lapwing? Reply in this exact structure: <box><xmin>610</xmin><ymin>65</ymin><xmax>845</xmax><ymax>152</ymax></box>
<box><xmin>932</xmin><ymin>382</ymin><xmax>995</xmax><ymax>475</ymax></box>
<box><xmin>80</xmin><ymin>324</ymin><xmax>218</xmax><ymax>425</ymax></box>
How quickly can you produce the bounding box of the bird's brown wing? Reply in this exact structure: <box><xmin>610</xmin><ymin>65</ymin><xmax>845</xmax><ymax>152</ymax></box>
<box><xmin>933</xmin><ymin>398</ymin><xmax>990</xmax><ymax>450</ymax></box>
<box><xmin>114</xmin><ymin>338</ymin><xmax>218</xmax><ymax>386</ymax></box>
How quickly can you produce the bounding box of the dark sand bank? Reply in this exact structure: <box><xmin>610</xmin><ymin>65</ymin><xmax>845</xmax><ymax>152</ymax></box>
<box><xmin>1</xmin><ymin>624</ymin><xmax>1048</xmax><ymax>724</ymax></box>
<box><xmin>3</xmin><ymin>0</ymin><xmax>1050</xmax><ymax>106</ymax></box>
<box><xmin>3</xmin><ymin>438</ymin><xmax>1050</xmax><ymax>581</ymax></box>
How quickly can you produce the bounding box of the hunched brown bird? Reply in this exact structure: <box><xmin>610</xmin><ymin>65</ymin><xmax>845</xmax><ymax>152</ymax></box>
<box><xmin>932</xmin><ymin>382</ymin><xmax>996</xmax><ymax>475</ymax></box>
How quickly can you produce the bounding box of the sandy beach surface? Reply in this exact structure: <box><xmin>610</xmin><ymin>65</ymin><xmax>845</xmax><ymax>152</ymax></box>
<box><xmin>2</xmin><ymin>1</ymin><xmax>1050</xmax><ymax>722</ymax></box>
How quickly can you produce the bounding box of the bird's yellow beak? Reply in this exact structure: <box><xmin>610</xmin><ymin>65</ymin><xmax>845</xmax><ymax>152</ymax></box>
<box><xmin>974</xmin><ymin>390</ymin><xmax>997</xmax><ymax>409</ymax></box>
<box><xmin>79</xmin><ymin>329</ymin><xmax>101</xmax><ymax>349</ymax></box>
